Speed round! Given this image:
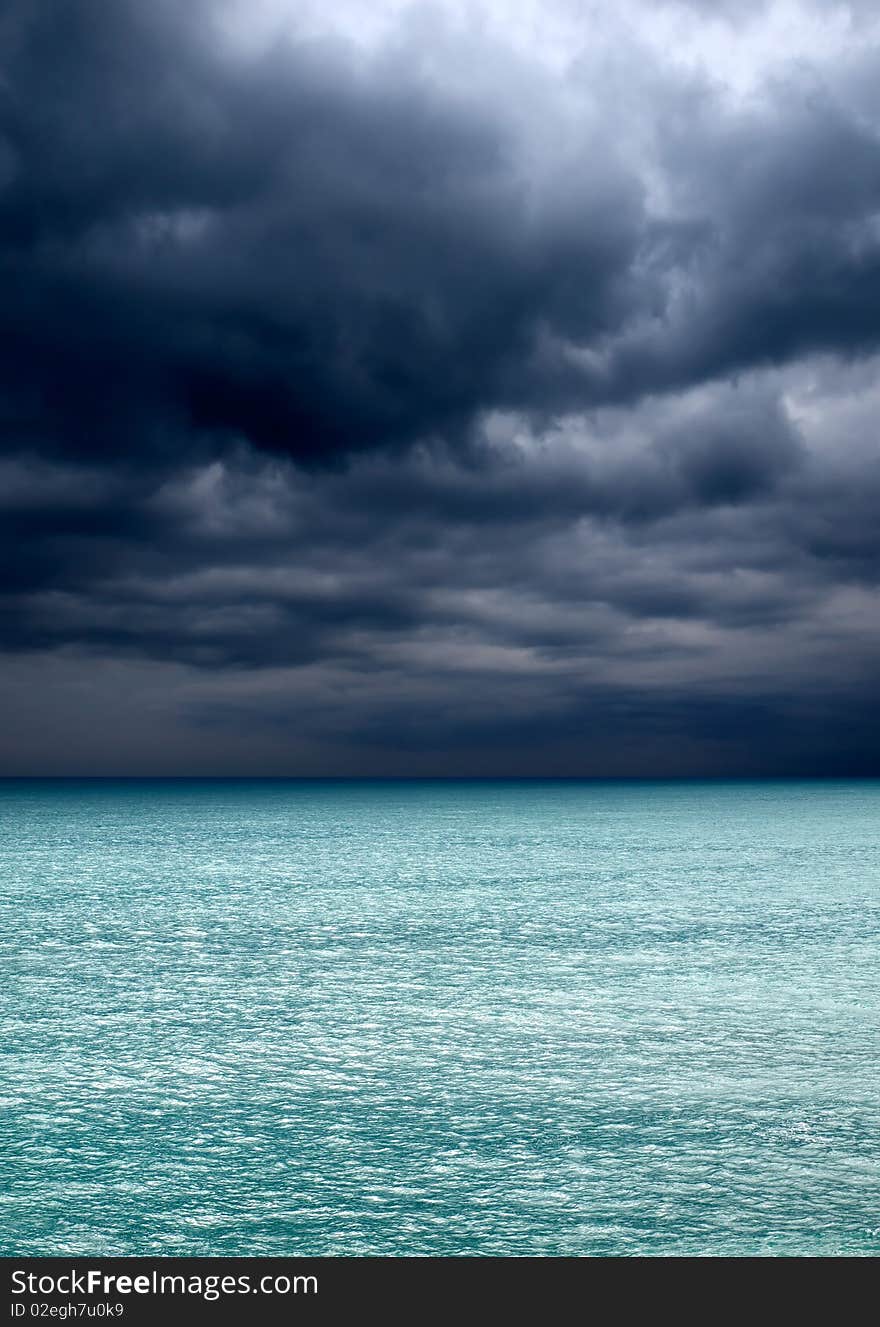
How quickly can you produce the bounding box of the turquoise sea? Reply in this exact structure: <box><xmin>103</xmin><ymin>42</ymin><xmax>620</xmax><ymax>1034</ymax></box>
<box><xmin>2</xmin><ymin>778</ymin><xmax>878</xmax><ymax>1256</ymax></box>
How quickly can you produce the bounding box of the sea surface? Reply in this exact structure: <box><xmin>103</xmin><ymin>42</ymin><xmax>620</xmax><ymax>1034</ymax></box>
<box><xmin>1</xmin><ymin>778</ymin><xmax>879</xmax><ymax>1256</ymax></box>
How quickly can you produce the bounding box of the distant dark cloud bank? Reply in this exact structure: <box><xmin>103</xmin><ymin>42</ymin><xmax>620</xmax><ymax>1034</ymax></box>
<box><xmin>2</xmin><ymin>0</ymin><xmax>879</xmax><ymax>774</ymax></box>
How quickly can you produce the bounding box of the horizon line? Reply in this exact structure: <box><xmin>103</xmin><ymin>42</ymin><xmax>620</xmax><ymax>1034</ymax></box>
<box><xmin>2</xmin><ymin>773</ymin><xmax>879</xmax><ymax>783</ymax></box>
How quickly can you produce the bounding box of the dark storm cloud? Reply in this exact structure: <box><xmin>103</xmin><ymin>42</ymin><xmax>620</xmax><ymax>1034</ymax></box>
<box><xmin>1</xmin><ymin>0</ymin><xmax>880</xmax><ymax>774</ymax></box>
<box><xmin>3</xmin><ymin>0</ymin><xmax>880</xmax><ymax>469</ymax></box>
<box><xmin>605</xmin><ymin>90</ymin><xmax>880</xmax><ymax>397</ymax></box>
<box><xmin>0</xmin><ymin>378</ymin><xmax>808</xmax><ymax>663</ymax></box>
<box><xmin>0</xmin><ymin>379</ymin><xmax>873</xmax><ymax>664</ymax></box>
<box><xmin>0</xmin><ymin>0</ymin><xmax>643</xmax><ymax>465</ymax></box>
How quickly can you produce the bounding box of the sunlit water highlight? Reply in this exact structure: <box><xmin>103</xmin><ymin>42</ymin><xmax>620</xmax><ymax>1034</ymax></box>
<box><xmin>2</xmin><ymin>778</ymin><xmax>879</xmax><ymax>1255</ymax></box>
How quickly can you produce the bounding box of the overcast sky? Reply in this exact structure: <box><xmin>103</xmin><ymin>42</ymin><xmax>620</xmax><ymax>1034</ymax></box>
<box><xmin>2</xmin><ymin>0</ymin><xmax>879</xmax><ymax>775</ymax></box>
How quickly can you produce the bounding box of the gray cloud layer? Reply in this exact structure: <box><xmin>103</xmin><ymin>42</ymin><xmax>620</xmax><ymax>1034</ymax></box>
<box><xmin>1</xmin><ymin>0</ymin><xmax>879</xmax><ymax>774</ymax></box>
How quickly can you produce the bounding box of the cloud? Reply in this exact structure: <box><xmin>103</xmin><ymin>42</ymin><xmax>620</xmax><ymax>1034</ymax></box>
<box><xmin>4</xmin><ymin>0</ymin><xmax>880</xmax><ymax>467</ymax></box>
<box><xmin>2</xmin><ymin>355</ymin><xmax>879</xmax><ymax>773</ymax></box>
<box><xmin>1</xmin><ymin>0</ymin><xmax>879</xmax><ymax>773</ymax></box>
